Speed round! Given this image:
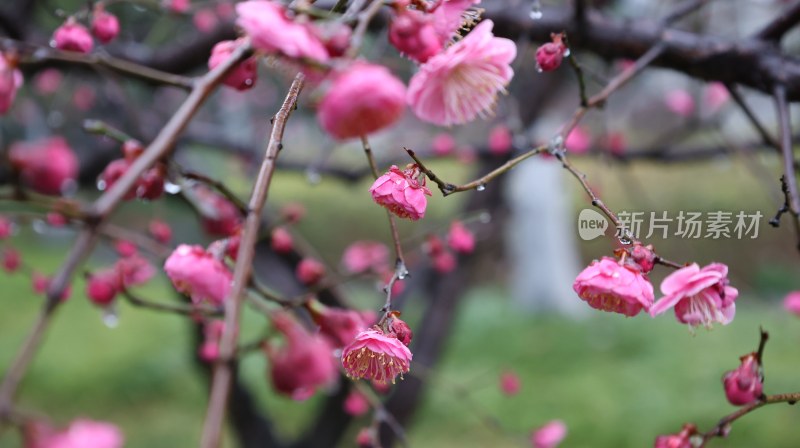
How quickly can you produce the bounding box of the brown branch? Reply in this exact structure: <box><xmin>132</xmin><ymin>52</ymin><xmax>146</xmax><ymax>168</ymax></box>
<box><xmin>200</xmin><ymin>73</ymin><xmax>305</xmax><ymax>448</ymax></box>
<box><xmin>725</xmin><ymin>84</ymin><xmax>781</xmax><ymax>152</ymax></box>
<box><xmin>772</xmin><ymin>84</ymin><xmax>800</xmax><ymax>251</ymax></box>
<box><xmin>754</xmin><ymin>0</ymin><xmax>800</xmax><ymax>42</ymax></box>
<box><xmin>699</xmin><ymin>392</ymin><xmax>800</xmax><ymax>446</ymax></box>
<box><xmin>121</xmin><ymin>289</ymin><xmax>224</xmax><ymax>317</ymax></box>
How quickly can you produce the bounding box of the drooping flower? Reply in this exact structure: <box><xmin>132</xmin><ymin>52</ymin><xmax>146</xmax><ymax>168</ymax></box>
<box><xmin>266</xmin><ymin>312</ymin><xmax>338</xmax><ymax>399</ymax></box>
<box><xmin>664</xmin><ymin>89</ymin><xmax>695</xmax><ymax>117</ymax></box>
<box><xmin>723</xmin><ymin>353</ymin><xmax>763</xmax><ymax>406</ymax></box>
<box><xmin>208</xmin><ymin>39</ymin><xmax>258</xmax><ymax>91</ymax></box>
<box><xmin>783</xmin><ymin>291</ymin><xmax>800</xmax><ymax>316</ymax></box>
<box><xmin>447</xmin><ymin>220</ymin><xmax>475</xmax><ymax>254</ymax></box>
<box><xmin>0</xmin><ymin>52</ymin><xmax>23</xmax><ymax>115</ymax></box>
<box><xmin>318</xmin><ymin>63</ymin><xmax>406</xmax><ymax>140</ymax></box>
<box><xmin>654</xmin><ymin>423</ymin><xmax>697</xmax><ymax>448</ymax></box>
<box><xmin>270</xmin><ymin>226</ymin><xmax>293</xmax><ymax>254</ymax></box>
<box><xmin>572</xmin><ymin>257</ymin><xmax>655</xmax><ymax>317</ymax></box>
<box><xmin>531</xmin><ymin>420</ymin><xmax>567</xmax><ymax>448</ymax></box>
<box><xmin>91</xmin><ymin>5</ymin><xmax>120</xmax><ymax>44</ymax></box>
<box><xmin>296</xmin><ymin>258</ymin><xmax>326</xmax><ymax>285</ymax></box>
<box><xmin>369</xmin><ymin>164</ymin><xmax>432</xmax><ymax>221</ymax></box>
<box><xmin>407</xmin><ymin>20</ymin><xmax>516</xmax><ymax>126</ymax></box>
<box><xmin>40</xmin><ymin>419</ymin><xmax>123</xmax><ymax>448</ymax></box>
<box><xmin>535</xmin><ymin>33</ymin><xmax>567</xmax><ymax>72</ymax></box>
<box><xmin>342</xmin><ymin>328</ymin><xmax>412</xmax><ymax>384</ymax></box>
<box><xmin>52</xmin><ymin>18</ymin><xmax>94</xmax><ymax>53</ymax></box>
<box><xmin>164</xmin><ymin>245</ymin><xmax>232</xmax><ymax>306</ymax></box>
<box><xmin>307</xmin><ymin>300</ymin><xmax>373</xmax><ymax>348</ymax></box>
<box><xmin>343</xmin><ymin>390</ymin><xmax>370</xmax><ymax>416</ymax></box>
<box><xmin>649</xmin><ymin>263</ymin><xmax>738</xmax><ymax>329</ymax></box>
<box><xmin>236</xmin><ymin>0</ymin><xmax>329</xmax><ymax>61</ymax></box>
<box><xmin>499</xmin><ymin>370</ymin><xmax>521</xmax><ymax>396</ymax></box>
<box><xmin>9</xmin><ymin>137</ymin><xmax>79</xmax><ymax>196</ymax></box>
<box><xmin>342</xmin><ymin>241</ymin><xmax>390</xmax><ymax>274</ymax></box>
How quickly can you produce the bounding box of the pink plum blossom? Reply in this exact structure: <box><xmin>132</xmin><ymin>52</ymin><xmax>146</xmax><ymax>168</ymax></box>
<box><xmin>308</xmin><ymin>301</ymin><xmax>373</xmax><ymax>348</ymax></box>
<box><xmin>654</xmin><ymin>423</ymin><xmax>697</xmax><ymax>448</ymax></box>
<box><xmin>723</xmin><ymin>353</ymin><xmax>763</xmax><ymax>406</ymax></box>
<box><xmin>535</xmin><ymin>33</ymin><xmax>567</xmax><ymax>72</ymax></box>
<box><xmin>0</xmin><ymin>52</ymin><xmax>23</xmax><ymax>114</ymax></box>
<box><xmin>447</xmin><ymin>220</ymin><xmax>475</xmax><ymax>254</ymax></box>
<box><xmin>565</xmin><ymin>126</ymin><xmax>591</xmax><ymax>153</ymax></box>
<box><xmin>208</xmin><ymin>39</ymin><xmax>258</xmax><ymax>91</ymax></box>
<box><xmin>164</xmin><ymin>244</ymin><xmax>232</xmax><ymax>306</ymax></box>
<box><xmin>342</xmin><ymin>241</ymin><xmax>390</xmax><ymax>274</ymax></box>
<box><xmin>369</xmin><ymin>164</ymin><xmax>432</xmax><ymax>221</ymax></box>
<box><xmin>342</xmin><ymin>328</ymin><xmax>412</xmax><ymax>384</ymax></box>
<box><xmin>432</xmin><ymin>133</ymin><xmax>456</xmax><ymax>156</ymax></box>
<box><xmin>236</xmin><ymin>1</ymin><xmax>329</xmax><ymax>61</ymax></box>
<box><xmin>317</xmin><ymin>63</ymin><xmax>406</xmax><ymax>140</ymax></box>
<box><xmin>783</xmin><ymin>291</ymin><xmax>800</xmax><ymax>316</ymax></box>
<box><xmin>3</xmin><ymin>247</ymin><xmax>21</xmax><ymax>273</ymax></box>
<box><xmin>388</xmin><ymin>7</ymin><xmax>441</xmax><ymax>63</ymax></box>
<box><xmin>270</xmin><ymin>226</ymin><xmax>293</xmax><ymax>254</ymax></box>
<box><xmin>40</xmin><ymin>419</ymin><xmax>123</xmax><ymax>448</ymax></box>
<box><xmin>91</xmin><ymin>6</ymin><xmax>120</xmax><ymax>44</ymax></box>
<box><xmin>296</xmin><ymin>258</ymin><xmax>326</xmax><ymax>285</ymax></box>
<box><xmin>499</xmin><ymin>370</ymin><xmax>521</xmax><ymax>396</ymax></box>
<box><xmin>407</xmin><ymin>20</ymin><xmax>516</xmax><ymax>126</ymax></box>
<box><xmin>387</xmin><ymin>313</ymin><xmax>413</xmax><ymax>346</ymax></box>
<box><xmin>572</xmin><ymin>257</ymin><xmax>654</xmax><ymax>317</ymax></box>
<box><xmin>488</xmin><ymin>124</ymin><xmax>513</xmax><ymax>155</ymax></box>
<box><xmin>86</xmin><ymin>269</ymin><xmax>120</xmax><ymax>306</ymax></box>
<box><xmin>9</xmin><ymin>137</ymin><xmax>79</xmax><ymax>196</ymax></box>
<box><xmin>664</xmin><ymin>89</ymin><xmax>695</xmax><ymax>117</ymax></box>
<box><xmin>649</xmin><ymin>263</ymin><xmax>738</xmax><ymax>329</ymax></box>
<box><xmin>195</xmin><ymin>186</ymin><xmax>242</xmax><ymax>236</ymax></box>
<box><xmin>703</xmin><ymin>82</ymin><xmax>730</xmax><ymax>114</ymax></box>
<box><xmin>148</xmin><ymin>219</ymin><xmax>172</xmax><ymax>244</ymax></box>
<box><xmin>52</xmin><ymin>18</ymin><xmax>93</xmax><ymax>53</ymax></box>
<box><xmin>531</xmin><ymin>420</ymin><xmax>567</xmax><ymax>448</ymax></box>
<box><xmin>343</xmin><ymin>390</ymin><xmax>370</xmax><ymax>416</ymax></box>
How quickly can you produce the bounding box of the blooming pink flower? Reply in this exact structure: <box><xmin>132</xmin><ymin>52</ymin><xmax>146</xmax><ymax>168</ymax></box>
<box><xmin>783</xmin><ymin>291</ymin><xmax>800</xmax><ymax>316</ymax></box>
<box><xmin>654</xmin><ymin>423</ymin><xmax>697</xmax><ymax>448</ymax></box>
<box><xmin>148</xmin><ymin>219</ymin><xmax>172</xmax><ymax>244</ymax></box>
<box><xmin>40</xmin><ymin>419</ymin><xmax>123</xmax><ymax>448</ymax></box>
<box><xmin>0</xmin><ymin>52</ymin><xmax>23</xmax><ymax>115</ymax></box>
<box><xmin>703</xmin><ymin>82</ymin><xmax>730</xmax><ymax>114</ymax></box>
<box><xmin>308</xmin><ymin>301</ymin><xmax>373</xmax><ymax>348</ymax></box>
<box><xmin>164</xmin><ymin>245</ymin><xmax>232</xmax><ymax>306</ymax></box>
<box><xmin>9</xmin><ymin>137</ymin><xmax>79</xmax><ymax>196</ymax></box>
<box><xmin>270</xmin><ymin>226</ymin><xmax>293</xmax><ymax>254</ymax></box>
<box><xmin>500</xmin><ymin>370</ymin><xmax>521</xmax><ymax>396</ymax></box>
<box><xmin>407</xmin><ymin>20</ymin><xmax>516</xmax><ymax>126</ymax></box>
<box><xmin>488</xmin><ymin>124</ymin><xmax>513</xmax><ymax>155</ymax></box>
<box><xmin>193</xmin><ymin>8</ymin><xmax>218</xmax><ymax>33</ymax></box>
<box><xmin>267</xmin><ymin>312</ymin><xmax>338</xmax><ymax>399</ymax></box>
<box><xmin>296</xmin><ymin>258</ymin><xmax>326</xmax><ymax>285</ymax></box>
<box><xmin>343</xmin><ymin>390</ymin><xmax>370</xmax><ymax>416</ymax></box>
<box><xmin>369</xmin><ymin>164</ymin><xmax>432</xmax><ymax>221</ymax></box>
<box><xmin>664</xmin><ymin>89</ymin><xmax>695</xmax><ymax>117</ymax></box>
<box><xmin>565</xmin><ymin>126</ymin><xmax>591</xmax><ymax>153</ymax></box>
<box><xmin>198</xmin><ymin>320</ymin><xmax>225</xmax><ymax>362</ymax></box>
<box><xmin>723</xmin><ymin>353</ymin><xmax>763</xmax><ymax>406</ymax></box>
<box><xmin>45</xmin><ymin>212</ymin><xmax>67</xmax><ymax>227</ymax></box>
<box><xmin>34</xmin><ymin>68</ymin><xmax>61</xmax><ymax>96</ymax></box>
<box><xmin>209</xmin><ymin>39</ymin><xmax>257</xmax><ymax>91</ymax></box>
<box><xmin>447</xmin><ymin>220</ymin><xmax>475</xmax><ymax>254</ymax></box>
<box><xmin>531</xmin><ymin>420</ymin><xmax>567</xmax><ymax>448</ymax></box>
<box><xmin>91</xmin><ymin>6</ymin><xmax>120</xmax><ymax>44</ymax></box>
<box><xmin>3</xmin><ymin>247</ymin><xmax>21</xmax><ymax>273</ymax></box>
<box><xmin>342</xmin><ymin>328</ymin><xmax>412</xmax><ymax>384</ymax></box>
<box><xmin>432</xmin><ymin>132</ymin><xmax>456</xmax><ymax>156</ymax></box>
<box><xmin>429</xmin><ymin>0</ymin><xmax>479</xmax><ymax>43</ymax></box>
<box><xmin>573</xmin><ymin>257</ymin><xmax>655</xmax><ymax>317</ymax></box>
<box><xmin>342</xmin><ymin>241</ymin><xmax>390</xmax><ymax>274</ymax></box>
<box><xmin>52</xmin><ymin>18</ymin><xmax>93</xmax><ymax>53</ymax></box>
<box><xmin>318</xmin><ymin>63</ymin><xmax>406</xmax><ymax>140</ymax></box>
<box><xmin>86</xmin><ymin>268</ymin><xmax>120</xmax><ymax>306</ymax></box>
<box><xmin>649</xmin><ymin>263</ymin><xmax>738</xmax><ymax>329</ymax></box>
<box><xmin>536</xmin><ymin>33</ymin><xmax>567</xmax><ymax>72</ymax></box>
<box><xmin>236</xmin><ymin>1</ymin><xmax>329</xmax><ymax>61</ymax></box>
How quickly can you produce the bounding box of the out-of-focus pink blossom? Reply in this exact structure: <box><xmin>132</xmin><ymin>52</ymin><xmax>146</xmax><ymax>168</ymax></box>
<box><xmin>193</xmin><ymin>8</ymin><xmax>218</xmax><ymax>33</ymax></box>
<box><xmin>198</xmin><ymin>320</ymin><xmax>225</xmax><ymax>362</ymax></box>
<box><xmin>114</xmin><ymin>240</ymin><xmax>137</xmax><ymax>258</ymax></box>
<box><xmin>703</xmin><ymin>82</ymin><xmax>730</xmax><ymax>114</ymax></box>
<box><xmin>783</xmin><ymin>291</ymin><xmax>800</xmax><ymax>316</ymax></box>
<box><xmin>318</xmin><ymin>63</ymin><xmax>406</xmax><ymax>140</ymax></box>
<box><xmin>342</xmin><ymin>328</ymin><xmax>412</xmax><ymax>384</ymax></box>
<box><xmin>0</xmin><ymin>52</ymin><xmax>23</xmax><ymax>114</ymax></box>
<box><xmin>408</xmin><ymin>20</ymin><xmax>516</xmax><ymax>126</ymax></box>
<box><xmin>447</xmin><ymin>220</ymin><xmax>475</xmax><ymax>254</ymax></box>
<box><xmin>488</xmin><ymin>125</ymin><xmax>513</xmax><ymax>155</ymax></box>
<box><xmin>164</xmin><ymin>244</ymin><xmax>232</xmax><ymax>306</ymax></box>
<box><xmin>91</xmin><ymin>6</ymin><xmax>120</xmax><ymax>44</ymax></box>
<box><xmin>195</xmin><ymin>186</ymin><xmax>242</xmax><ymax>236</ymax></box>
<box><xmin>388</xmin><ymin>8</ymin><xmax>441</xmax><ymax>63</ymax></box>
<box><xmin>209</xmin><ymin>39</ymin><xmax>257</xmax><ymax>90</ymax></box>
<box><xmin>115</xmin><ymin>255</ymin><xmax>155</xmax><ymax>287</ymax></box>
<box><xmin>280</xmin><ymin>202</ymin><xmax>306</xmax><ymax>223</ymax></box>
<box><xmin>343</xmin><ymin>390</ymin><xmax>370</xmax><ymax>416</ymax></box>
<box><xmin>270</xmin><ymin>226</ymin><xmax>293</xmax><ymax>254</ymax></box>
<box><xmin>40</xmin><ymin>419</ymin><xmax>123</xmax><ymax>448</ymax></box>
<box><xmin>369</xmin><ymin>164</ymin><xmax>432</xmax><ymax>221</ymax></box>
<box><xmin>308</xmin><ymin>300</ymin><xmax>373</xmax><ymax>348</ymax></box>
<box><xmin>166</xmin><ymin>0</ymin><xmax>190</xmax><ymax>13</ymax></box>
<box><xmin>432</xmin><ymin>133</ymin><xmax>456</xmax><ymax>156</ymax></box>
<box><xmin>342</xmin><ymin>241</ymin><xmax>390</xmax><ymax>274</ymax></box>
<box><xmin>98</xmin><ymin>159</ymin><xmax>165</xmax><ymax>201</ymax></box>
<box><xmin>72</xmin><ymin>85</ymin><xmax>96</xmax><ymax>111</ymax></box>
<box><xmin>356</xmin><ymin>428</ymin><xmax>373</xmax><ymax>447</ymax></box>
<box><xmin>86</xmin><ymin>268</ymin><xmax>120</xmax><ymax>306</ymax></box>
<box><xmin>723</xmin><ymin>353</ymin><xmax>763</xmax><ymax>406</ymax></box>
<box><xmin>531</xmin><ymin>420</ymin><xmax>567</xmax><ymax>448</ymax></box>
<box><xmin>535</xmin><ymin>33</ymin><xmax>567</xmax><ymax>72</ymax></box>
<box><xmin>605</xmin><ymin>132</ymin><xmax>626</xmax><ymax>156</ymax></box>
<box><xmin>649</xmin><ymin>263</ymin><xmax>738</xmax><ymax>329</ymax></box>
<box><xmin>267</xmin><ymin>312</ymin><xmax>338</xmax><ymax>399</ymax></box>
<box><xmin>31</xmin><ymin>273</ymin><xmax>71</xmax><ymax>301</ymax></box>
<box><xmin>52</xmin><ymin>18</ymin><xmax>93</xmax><ymax>53</ymax></box>
<box><xmin>432</xmin><ymin>250</ymin><xmax>456</xmax><ymax>273</ymax></box>
<box><xmin>573</xmin><ymin>257</ymin><xmax>654</xmax><ymax>317</ymax></box>
<box><xmin>499</xmin><ymin>370</ymin><xmax>521</xmax><ymax>396</ymax></box>
<box><xmin>98</xmin><ymin>159</ymin><xmax>134</xmax><ymax>199</ymax></box>
<box><xmin>236</xmin><ymin>1</ymin><xmax>329</xmax><ymax>61</ymax></box>
<box><xmin>46</xmin><ymin>212</ymin><xmax>67</xmax><ymax>227</ymax></box>
<box><xmin>216</xmin><ymin>2</ymin><xmax>235</xmax><ymax>19</ymax></box>
<box><xmin>34</xmin><ymin>68</ymin><xmax>61</xmax><ymax>96</ymax></box>
<box><xmin>3</xmin><ymin>247</ymin><xmax>21</xmax><ymax>273</ymax></box>
<box><xmin>0</xmin><ymin>216</ymin><xmax>11</xmax><ymax>239</ymax></box>
<box><xmin>9</xmin><ymin>137</ymin><xmax>78</xmax><ymax>196</ymax></box>
<box><xmin>122</xmin><ymin>140</ymin><xmax>143</xmax><ymax>161</ymax></box>
<box><xmin>654</xmin><ymin>423</ymin><xmax>697</xmax><ymax>448</ymax></box>
<box><xmin>148</xmin><ymin>219</ymin><xmax>172</xmax><ymax>244</ymax></box>
<box><xmin>565</xmin><ymin>126</ymin><xmax>591</xmax><ymax>154</ymax></box>
<box><xmin>296</xmin><ymin>258</ymin><xmax>326</xmax><ymax>285</ymax></box>
<box><xmin>316</xmin><ymin>23</ymin><xmax>351</xmax><ymax>58</ymax></box>
<box><xmin>664</xmin><ymin>89</ymin><xmax>695</xmax><ymax>117</ymax></box>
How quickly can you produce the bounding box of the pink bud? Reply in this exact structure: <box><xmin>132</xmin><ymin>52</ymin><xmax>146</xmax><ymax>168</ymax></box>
<box><xmin>32</xmin><ymin>273</ymin><xmax>71</xmax><ymax>301</ymax></box>
<box><xmin>500</xmin><ymin>370</ymin><xmax>521</xmax><ymax>396</ymax></box>
<box><xmin>270</xmin><ymin>227</ymin><xmax>293</xmax><ymax>254</ymax></box>
<box><xmin>318</xmin><ymin>64</ymin><xmax>406</xmax><ymax>140</ymax></box>
<box><xmin>664</xmin><ymin>89</ymin><xmax>695</xmax><ymax>117</ymax></box>
<box><xmin>425</xmin><ymin>234</ymin><xmax>445</xmax><ymax>256</ymax></box>
<box><xmin>53</xmin><ymin>18</ymin><xmax>93</xmax><ymax>54</ymax></box>
<box><xmin>723</xmin><ymin>353</ymin><xmax>763</xmax><ymax>406</ymax></box>
<box><xmin>114</xmin><ymin>240</ymin><xmax>137</xmax><ymax>257</ymax></box>
<box><xmin>46</xmin><ymin>212</ymin><xmax>67</xmax><ymax>227</ymax></box>
<box><xmin>535</xmin><ymin>34</ymin><xmax>566</xmax><ymax>72</ymax></box>
<box><xmin>91</xmin><ymin>6</ymin><xmax>120</xmax><ymax>44</ymax></box>
<box><xmin>198</xmin><ymin>320</ymin><xmax>225</xmax><ymax>362</ymax></box>
<box><xmin>531</xmin><ymin>420</ymin><xmax>567</xmax><ymax>448</ymax></box>
<box><xmin>605</xmin><ymin>132</ymin><xmax>626</xmax><ymax>156</ymax></box>
<box><xmin>447</xmin><ymin>220</ymin><xmax>475</xmax><ymax>254</ymax></box>
<box><xmin>318</xmin><ymin>23</ymin><xmax>352</xmax><ymax>58</ymax></box>
<box><xmin>280</xmin><ymin>202</ymin><xmax>306</xmax><ymax>223</ymax></box>
<box><xmin>195</xmin><ymin>186</ymin><xmax>242</xmax><ymax>236</ymax></box>
<box><xmin>488</xmin><ymin>125</ymin><xmax>513</xmax><ymax>155</ymax></box>
<box><xmin>0</xmin><ymin>52</ymin><xmax>23</xmax><ymax>115</ymax></box>
<box><xmin>703</xmin><ymin>82</ymin><xmax>730</xmax><ymax>114</ymax></box>
<box><xmin>3</xmin><ymin>247</ymin><xmax>21</xmax><ymax>273</ymax></box>
<box><xmin>34</xmin><ymin>68</ymin><xmax>61</xmax><ymax>96</ymax></box>
<box><xmin>343</xmin><ymin>390</ymin><xmax>370</xmax><ymax>416</ymax></box>
<box><xmin>0</xmin><ymin>216</ymin><xmax>12</xmax><ymax>239</ymax></box>
<box><xmin>209</xmin><ymin>39</ymin><xmax>258</xmax><ymax>91</ymax></box>
<box><xmin>136</xmin><ymin>165</ymin><xmax>166</xmax><ymax>200</ymax></box>
<box><xmin>654</xmin><ymin>423</ymin><xmax>697</xmax><ymax>448</ymax></box>
<box><xmin>388</xmin><ymin>9</ymin><xmax>442</xmax><ymax>63</ymax></box>
<box><xmin>166</xmin><ymin>0</ymin><xmax>190</xmax><ymax>13</ymax></box>
<box><xmin>432</xmin><ymin>250</ymin><xmax>456</xmax><ymax>273</ymax></box>
<box><xmin>296</xmin><ymin>258</ymin><xmax>326</xmax><ymax>285</ymax></box>
<box><xmin>432</xmin><ymin>133</ymin><xmax>456</xmax><ymax>156</ymax></box>
<box><xmin>9</xmin><ymin>137</ymin><xmax>79</xmax><ymax>196</ymax></box>
<box><xmin>784</xmin><ymin>291</ymin><xmax>800</xmax><ymax>316</ymax></box>
<box><xmin>565</xmin><ymin>126</ymin><xmax>591</xmax><ymax>154</ymax></box>
<box><xmin>164</xmin><ymin>244</ymin><xmax>232</xmax><ymax>305</ymax></box>
<box><xmin>72</xmin><ymin>85</ymin><xmax>96</xmax><ymax>111</ymax></box>
<box><xmin>148</xmin><ymin>219</ymin><xmax>172</xmax><ymax>244</ymax></box>
<box><xmin>628</xmin><ymin>242</ymin><xmax>656</xmax><ymax>274</ymax></box>
<box><xmin>122</xmin><ymin>139</ymin><xmax>144</xmax><ymax>161</ymax></box>
<box><xmin>193</xmin><ymin>8</ymin><xmax>218</xmax><ymax>33</ymax></box>
<box><xmin>369</xmin><ymin>165</ymin><xmax>432</xmax><ymax>221</ymax></box>
<box><xmin>388</xmin><ymin>313</ymin><xmax>413</xmax><ymax>346</ymax></box>
<box><xmin>356</xmin><ymin>428</ymin><xmax>373</xmax><ymax>447</ymax></box>
<box><xmin>99</xmin><ymin>159</ymin><xmax>136</xmax><ymax>199</ymax></box>
<box><xmin>86</xmin><ymin>269</ymin><xmax>120</xmax><ymax>306</ymax></box>
<box><xmin>216</xmin><ymin>2</ymin><xmax>235</xmax><ymax>19</ymax></box>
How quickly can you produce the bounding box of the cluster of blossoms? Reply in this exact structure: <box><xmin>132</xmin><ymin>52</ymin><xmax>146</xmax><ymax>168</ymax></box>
<box><xmin>573</xmin><ymin>243</ymin><xmax>738</xmax><ymax>331</ymax></box>
<box><xmin>86</xmin><ymin>253</ymin><xmax>155</xmax><ymax>307</ymax></box>
<box><xmin>52</xmin><ymin>4</ymin><xmax>121</xmax><ymax>54</ymax></box>
<box><xmin>98</xmin><ymin>140</ymin><xmax>165</xmax><ymax>201</ymax></box>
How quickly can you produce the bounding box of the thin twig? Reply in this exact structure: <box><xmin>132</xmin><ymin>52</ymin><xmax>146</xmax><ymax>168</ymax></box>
<box><xmin>200</xmin><ymin>73</ymin><xmax>305</xmax><ymax>448</ymax></box>
<box><xmin>121</xmin><ymin>289</ymin><xmax>223</xmax><ymax>317</ymax></box>
<box><xmin>83</xmin><ymin>119</ymin><xmax>137</xmax><ymax>144</ymax></box>
<box><xmin>753</xmin><ymin>0</ymin><xmax>800</xmax><ymax>41</ymax></box>
<box><xmin>698</xmin><ymin>392</ymin><xmax>800</xmax><ymax>446</ymax></box>
<box><xmin>772</xmin><ymin>84</ymin><xmax>800</xmax><ymax>251</ymax></box>
<box><xmin>179</xmin><ymin>168</ymin><xmax>249</xmax><ymax>215</ymax></box>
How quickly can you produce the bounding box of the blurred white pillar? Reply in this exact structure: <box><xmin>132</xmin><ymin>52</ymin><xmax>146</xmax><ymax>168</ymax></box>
<box><xmin>505</xmin><ymin>158</ymin><xmax>586</xmax><ymax>315</ymax></box>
